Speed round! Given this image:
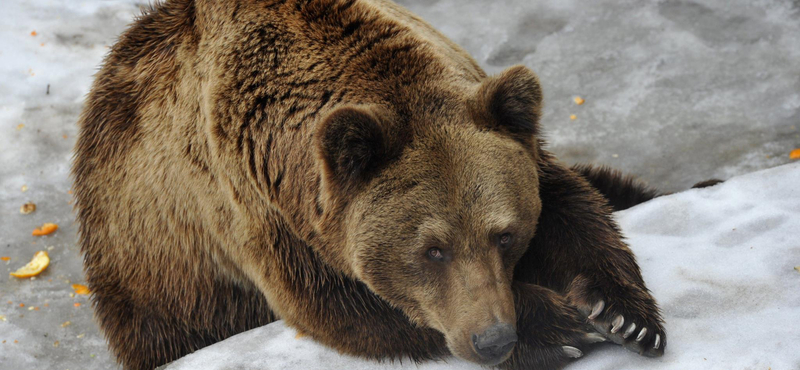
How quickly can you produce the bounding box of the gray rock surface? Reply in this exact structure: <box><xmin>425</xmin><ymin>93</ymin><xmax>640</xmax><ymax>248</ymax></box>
<box><xmin>396</xmin><ymin>0</ymin><xmax>800</xmax><ymax>191</ymax></box>
<box><xmin>1</xmin><ymin>0</ymin><xmax>798</xmax><ymax>369</ymax></box>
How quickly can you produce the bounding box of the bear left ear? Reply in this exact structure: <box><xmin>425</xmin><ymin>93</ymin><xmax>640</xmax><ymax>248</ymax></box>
<box><xmin>470</xmin><ymin>65</ymin><xmax>543</xmax><ymax>139</ymax></box>
<box><xmin>314</xmin><ymin>105</ymin><xmax>395</xmax><ymax>194</ymax></box>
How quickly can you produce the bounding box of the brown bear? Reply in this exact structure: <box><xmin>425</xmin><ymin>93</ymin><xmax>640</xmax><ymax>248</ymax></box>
<box><xmin>72</xmin><ymin>1</ymin><xmax>666</xmax><ymax>369</ymax></box>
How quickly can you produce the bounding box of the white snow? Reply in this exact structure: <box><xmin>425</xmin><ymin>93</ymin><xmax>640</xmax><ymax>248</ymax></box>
<box><xmin>165</xmin><ymin>163</ymin><xmax>800</xmax><ymax>370</ymax></box>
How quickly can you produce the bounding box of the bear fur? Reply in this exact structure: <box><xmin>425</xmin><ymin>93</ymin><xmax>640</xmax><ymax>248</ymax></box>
<box><xmin>72</xmin><ymin>1</ymin><xmax>666</xmax><ymax>369</ymax></box>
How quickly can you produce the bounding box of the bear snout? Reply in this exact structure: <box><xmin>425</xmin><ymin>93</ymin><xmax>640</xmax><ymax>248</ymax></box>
<box><xmin>471</xmin><ymin>322</ymin><xmax>517</xmax><ymax>364</ymax></box>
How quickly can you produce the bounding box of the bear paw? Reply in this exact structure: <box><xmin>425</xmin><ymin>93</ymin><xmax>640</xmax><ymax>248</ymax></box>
<box><xmin>506</xmin><ymin>320</ymin><xmax>609</xmax><ymax>370</ymax></box>
<box><xmin>584</xmin><ymin>299</ymin><xmax>665</xmax><ymax>357</ymax></box>
<box><xmin>506</xmin><ymin>283</ymin><xmax>612</xmax><ymax>369</ymax></box>
<box><xmin>567</xmin><ymin>275</ymin><xmax>666</xmax><ymax>358</ymax></box>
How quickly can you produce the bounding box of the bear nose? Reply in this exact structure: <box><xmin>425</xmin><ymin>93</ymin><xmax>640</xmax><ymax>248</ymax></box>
<box><xmin>471</xmin><ymin>323</ymin><xmax>517</xmax><ymax>363</ymax></box>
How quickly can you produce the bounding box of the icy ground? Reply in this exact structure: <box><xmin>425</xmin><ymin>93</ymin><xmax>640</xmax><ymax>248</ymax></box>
<box><xmin>165</xmin><ymin>163</ymin><xmax>800</xmax><ymax>370</ymax></box>
<box><xmin>1</xmin><ymin>0</ymin><xmax>799</xmax><ymax>369</ymax></box>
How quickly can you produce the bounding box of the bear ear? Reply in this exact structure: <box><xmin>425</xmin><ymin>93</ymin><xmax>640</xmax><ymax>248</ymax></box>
<box><xmin>470</xmin><ymin>65</ymin><xmax>543</xmax><ymax>139</ymax></box>
<box><xmin>315</xmin><ymin>105</ymin><xmax>394</xmax><ymax>192</ymax></box>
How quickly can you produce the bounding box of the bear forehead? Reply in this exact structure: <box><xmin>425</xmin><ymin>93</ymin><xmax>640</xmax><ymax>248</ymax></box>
<box><xmin>368</xmin><ymin>151</ymin><xmax>535</xmax><ymax>229</ymax></box>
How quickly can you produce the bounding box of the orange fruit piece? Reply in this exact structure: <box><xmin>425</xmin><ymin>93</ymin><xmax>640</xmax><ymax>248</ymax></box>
<box><xmin>72</xmin><ymin>284</ymin><xmax>91</xmax><ymax>295</ymax></box>
<box><xmin>574</xmin><ymin>96</ymin><xmax>585</xmax><ymax>105</ymax></box>
<box><xmin>32</xmin><ymin>223</ymin><xmax>58</xmax><ymax>236</ymax></box>
<box><xmin>790</xmin><ymin>148</ymin><xmax>800</xmax><ymax>160</ymax></box>
<box><xmin>9</xmin><ymin>251</ymin><xmax>50</xmax><ymax>278</ymax></box>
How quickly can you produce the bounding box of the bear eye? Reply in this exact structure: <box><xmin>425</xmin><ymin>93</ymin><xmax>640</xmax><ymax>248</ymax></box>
<box><xmin>498</xmin><ymin>233</ymin><xmax>513</xmax><ymax>248</ymax></box>
<box><xmin>427</xmin><ymin>247</ymin><xmax>445</xmax><ymax>261</ymax></box>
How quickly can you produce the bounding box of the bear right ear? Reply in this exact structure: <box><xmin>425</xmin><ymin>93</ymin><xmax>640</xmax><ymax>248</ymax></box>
<box><xmin>314</xmin><ymin>105</ymin><xmax>394</xmax><ymax>194</ymax></box>
<box><xmin>470</xmin><ymin>65</ymin><xmax>543</xmax><ymax>140</ymax></box>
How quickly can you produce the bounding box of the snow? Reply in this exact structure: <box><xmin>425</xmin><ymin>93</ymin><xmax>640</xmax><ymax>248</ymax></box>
<box><xmin>0</xmin><ymin>0</ymin><xmax>798</xmax><ymax>369</ymax></box>
<box><xmin>164</xmin><ymin>163</ymin><xmax>800</xmax><ymax>370</ymax></box>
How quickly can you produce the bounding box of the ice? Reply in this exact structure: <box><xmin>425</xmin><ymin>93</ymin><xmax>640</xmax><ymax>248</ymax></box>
<box><xmin>164</xmin><ymin>163</ymin><xmax>800</xmax><ymax>370</ymax></box>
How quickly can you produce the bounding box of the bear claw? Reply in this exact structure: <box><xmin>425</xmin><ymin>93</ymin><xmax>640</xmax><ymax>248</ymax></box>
<box><xmin>562</xmin><ymin>346</ymin><xmax>583</xmax><ymax>358</ymax></box>
<box><xmin>622</xmin><ymin>323</ymin><xmax>637</xmax><ymax>339</ymax></box>
<box><xmin>610</xmin><ymin>315</ymin><xmax>624</xmax><ymax>333</ymax></box>
<box><xmin>588</xmin><ymin>300</ymin><xmax>605</xmax><ymax>320</ymax></box>
<box><xmin>567</xmin><ymin>283</ymin><xmax>666</xmax><ymax>358</ymax></box>
<box><xmin>585</xmin><ymin>333</ymin><xmax>607</xmax><ymax>343</ymax></box>
<box><xmin>636</xmin><ymin>327</ymin><xmax>648</xmax><ymax>342</ymax></box>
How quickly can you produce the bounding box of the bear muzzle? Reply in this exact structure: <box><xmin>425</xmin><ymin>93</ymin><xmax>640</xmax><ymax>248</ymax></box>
<box><xmin>471</xmin><ymin>322</ymin><xmax>517</xmax><ymax>364</ymax></box>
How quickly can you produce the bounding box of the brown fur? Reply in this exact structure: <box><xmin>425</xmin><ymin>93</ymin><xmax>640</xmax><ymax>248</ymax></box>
<box><xmin>572</xmin><ymin>164</ymin><xmax>725</xmax><ymax>211</ymax></box>
<box><xmin>73</xmin><ymin>1</ymin><xmax>665</xmax><ymax>369</ymax></box>
<box><xmin>571</xmin><ymin>164</ymin><xmax>660</xmax><ymax>211</ymax></box>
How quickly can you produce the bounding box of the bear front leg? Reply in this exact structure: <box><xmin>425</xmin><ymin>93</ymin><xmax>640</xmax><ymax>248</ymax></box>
<box><xmin>235</xmin><ymin>219</ymin><xmax>451</xmax><ymax>363</ymax></box>
<box><xmin>296</xmin><ymin>276</ymin><xmax>601</xmax><ymax>370</ymax></box>
<box><xmin>500</xmin><ymin>282</ymin><xmax>608</xmax><ymax>370</ymax></box>
<box><xmin>244</xmin><ymin>219</ymin><xmax>601</xmax><ymax>369</ymax></box>
<box><xmin>514</xmin><ymin>154</ymin><xmax>665</xmax><ymax>357</ymax></box>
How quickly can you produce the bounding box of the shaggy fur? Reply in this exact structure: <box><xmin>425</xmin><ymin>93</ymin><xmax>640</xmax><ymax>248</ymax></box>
<box><xmin>73</xmin><ymin>1</ymin><xmax>665</xmax><ymax>369</ymax></box>
<box><xmin>691</xmin><ymin>178</ymin><xmax>724</xmax><ymax>189</ymax></box>
<box><xmin>571</xmin><ymin>164</ymin><xmax>660</xmax><ymax>212</ymax></box>
<box><xmin>572</xmin><ymin>164</ymin><xmax>725</xmax><ymax>211</ymax></box>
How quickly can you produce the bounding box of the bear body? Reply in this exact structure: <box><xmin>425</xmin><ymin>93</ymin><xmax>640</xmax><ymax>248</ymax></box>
<box><xmin>73</xmin><ymin>1</ymin><xmax>665</xmax><ymax>369</ymax></box>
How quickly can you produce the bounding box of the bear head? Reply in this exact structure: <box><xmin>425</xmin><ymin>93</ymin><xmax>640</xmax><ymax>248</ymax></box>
<box><xmin>314</xmin><ymin>65</ymin><xmax>543</xmax><ymax>366</ymax></box>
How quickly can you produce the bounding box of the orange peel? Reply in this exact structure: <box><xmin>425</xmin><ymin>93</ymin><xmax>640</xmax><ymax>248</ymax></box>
<box><xmin>10</xmin><ymin>251</ymin><xmax>50</xmax><ymax>278</ymax></box>
<box><xmin>32</xmin><ymin>223</ymin><xmax>58</xmax><ymax>236</ymax></box>
<box><xmin>71</xmin><ymin>284</ymin><xmax>91</xmax><ymax>295</ymax></box>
